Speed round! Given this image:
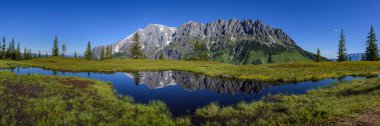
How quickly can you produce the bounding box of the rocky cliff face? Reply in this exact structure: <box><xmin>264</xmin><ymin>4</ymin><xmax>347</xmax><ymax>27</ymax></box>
<box><xmin>93</xmin><ymin>24</ymin><xmax>176</xmax><ymax>59</ymax></box>
<box><xmin>93</xmin><ymin>19</ymin><xmax>316</xmax><ymax>64</ymax></box>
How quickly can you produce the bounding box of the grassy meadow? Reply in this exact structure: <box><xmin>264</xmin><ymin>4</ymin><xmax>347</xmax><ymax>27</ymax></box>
<box><xmin>194</xmin><ymin>78</ymin><xmax>380</xmax><ymax>125</ymax></box>
<box><xmin>1</xmin><ymin>57</ymin><xmax>380</xmax><ymax>82</ymax></box>
<box><xmin>0</xmin><ymin>70</ymin><xmax>378</xmax><ymax>125</ymax></box>
<box><xmin>0</xmin><ymin>72</ymin><xmax>190</xmax><ymax>126</ymax></box>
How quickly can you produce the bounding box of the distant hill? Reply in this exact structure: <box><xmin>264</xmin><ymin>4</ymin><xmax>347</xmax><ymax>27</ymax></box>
<box><xmin>93</xmin><ymin>19</ymin><xmax>322</xmax><ymax>64</ymax></box>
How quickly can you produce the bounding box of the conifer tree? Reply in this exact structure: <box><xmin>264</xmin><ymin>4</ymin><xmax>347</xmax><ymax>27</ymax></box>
<box><xmin>61</xmin><ymin>44</ymin><xmax>67</xmax><ymax>57</ymax></box>
<box><xmin>85</xmin><ymin>41</ymin><xmax>92</xmax><ymax>60</ymax></box>
<box><xmin>15</xmin><ymin>42</ymin><xmax>21</xmax><ymax>60</ymax></box>
<box><xmin>337</xmin><ymin>29</ymin><xmax>347</xmax><ymax>62</ymax></box>
<box><xmin>1</xmin><ymin>37</ymin><xmax>5</xmax><ymax>59</ymax></box>
<box><xmin>365</xmin><ymin>26</ymin><xmax>379</xmax><ymax>61</ymax></box>
<box><xmin>316</xmin><ymin>48</ymin><xmax>321</xmax><ymax>62</ymax></box>
<box><xmin>129</xmin><ymin>33</ymin><xmax>144</xmax><ymax>59</ymax></box>
<box><xmin>38</xmin><ymin>50</ymin><xmax>41</xmax><ymax>58</ymax></box>
<box><xmin>268</xmin><ymin>52</ymin><xmax>273</xmax><ymax>64</ymax></box>
<box><xmin>11</xmin><ymin>38</ymin><xmax>16</xmax><ymax>60</ymax></box>
<box><xmin>23</xmin><ymin>47</ymin><xmax>27</xmax><ymax>60</ymax></box>
<box><xmin>5</xmin><ymin>38</ymin><xmax>14</xmax><ymax>59</ymax></box>
<box><xmin>28</xmin><ymin>49</ymin><xmax>32</xmax><ymax>60</ymax></box>
<box><xmin>74</xmin><ymin>51</ymin><xmax>77</xmax><ymax>58</ymax></box>
<box><xmin>52</xmin><ymin>35</ymin><xmax>59</xmax><ymax>56</ymax></box>
<box><xmin>45</xmin><ymin>53</ymin><xmax>48</xmax><ymax>57</ymax></box>
<box><xmin>10</xmin><ymin>38</ymin><xmax>16</xmax><ymax>60</ymax></box>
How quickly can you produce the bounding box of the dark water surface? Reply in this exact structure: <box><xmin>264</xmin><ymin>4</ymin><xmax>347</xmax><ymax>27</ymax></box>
<box><xmin>0</xmin><ymin>67</ymin><xmax>371</xmax><ymax>116</ymax></box>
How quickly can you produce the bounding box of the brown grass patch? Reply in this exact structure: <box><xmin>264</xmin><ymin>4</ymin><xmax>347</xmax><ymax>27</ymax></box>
<box><xmin>339</xmin><ymin>107</ymin><xmax>380</xmax><ymax>126</ymax></box>
<box><xmin>5</xmin><ymin>83</ymin><xmax>44</xmax><ymax>98</ymax></box>
<box><xmin>58</xmin><ymin>78</ymin><xmax>93</xmax><ymax>89</ymax></box>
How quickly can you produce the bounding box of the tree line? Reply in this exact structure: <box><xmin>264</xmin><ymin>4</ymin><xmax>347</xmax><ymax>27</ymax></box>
<box><xmin>51</xmin><ymin>35</ymin><xmax>93</xmax><ymax>60</ymax></box>
<box><xmin>51</xmin><ymin>33</ymin><xmax>146</xmax><ymax>60</ymax></box>
<box><xmin>0</xmin><ymin>33</ymin><xmax>143</xmax><ymax>61</ymax></box>
<box><xmin>0</xmin><ymin>36</ymin><xmax>46</xmax><ymax>60</ymax></box>
<box><xmin>0</xmin><ymin>35</ymin><xmax>94</xmax><ymax>61</ymax></box>
<box><xmin>316</xmin><ymin>26</ymin><xmax>379</xmax><ymax>62</ymax></box>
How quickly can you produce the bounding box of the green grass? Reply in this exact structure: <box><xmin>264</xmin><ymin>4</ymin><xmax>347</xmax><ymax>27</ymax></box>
<box><xmin>194</xmin><ymin>78</ymin><xmax>380</xmax><ymax>125</ymax></box>
<box><xmin>2</xmin><ymin>57</ymin><xmax>380</xmax><ymax>82</ymax></box>
<box><xmin>0</xmin><ymin>60</ymin><xmax>16</xmax><ymax>69</ymax></box>
<box><xmin>0</xmin><ymin>72</ymin><xmax>190</xmax><ymax>126</ymax></box>
<box><xmin>1</xmin><ymin>59</ymin><xmax>380</xmax><ymax>125</ymax></box>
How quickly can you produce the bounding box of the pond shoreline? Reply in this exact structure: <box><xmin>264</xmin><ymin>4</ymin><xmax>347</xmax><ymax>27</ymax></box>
<box><xmin>1</xmin><ymin>66</ymin><xmax>378</xmax><ymax>117</ymax></box>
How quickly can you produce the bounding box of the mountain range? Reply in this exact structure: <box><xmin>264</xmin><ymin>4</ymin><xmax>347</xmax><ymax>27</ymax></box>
<box><xmin>93</xmin><ymin>19</ymin><xmax>318</xmax><ymax>64</ymax></box>
<box><xmin>126</xmin><ymin>71</ymin><xmax>272</xmax><ymax>94</ymax></box>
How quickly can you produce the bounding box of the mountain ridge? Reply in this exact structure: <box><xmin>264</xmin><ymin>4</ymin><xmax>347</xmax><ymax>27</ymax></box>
<box><xmin>93</xmin><ymin>19</ymin><xmax>318</xmax><ymax>64</ymax></box>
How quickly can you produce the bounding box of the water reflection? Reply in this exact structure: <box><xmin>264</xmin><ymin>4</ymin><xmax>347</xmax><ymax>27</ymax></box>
<box><xmin>129</xmin><ymin>71</ymin><xmax>272</xmax><ymax>94</ymax></box>
<box><xmin>0</xmin><ymin>67</ymin><xmax>374</xmax><ymax>116</ymax></box>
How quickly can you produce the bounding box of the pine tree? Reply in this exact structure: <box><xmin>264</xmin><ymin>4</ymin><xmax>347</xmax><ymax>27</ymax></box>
<box><xmin>349</xmin><ymin>56</ymin><xmax>352</xmax><ymax>61</ymax></box>
<box><xmin>61</xmin><ymin>44</ymin><xmax>67</xmax><ymax>57</ymax></box>
<box><xmin>28</xmin><ymin>49</ymin><xmax>32</xmax><ymax>60</ymax></box>
<box><xmin>85</xmin><ymin>41</ymin><xmax>92</xmax><ymax>60</ymax></box>
<box><xmin>337</xmin><ymin>29</ymin><xmax>347</xmax><ymax>62</ymax></box>
<box><xmin>100</xmin><ymin>47</ymin><xmax>105</xmax><ymax>60</ymax></box>
<box><xmin>74</xmin><ymin>51</ymin><xmax>77</xmax><ymax>58</ymax></box>
<box><xmin>316</xmin><ymin>48</ymin><xmax>321</xmax><ymax>62</ymax></box>
<box><xmin>0</xmin><ymin>36</ymin><xmax>5</xmax><ymax>59</ymax></box>
<box><xmin>365</xmin><ymin>26</ymin><xmax>379</xmax><ymax>61</ymax></box>
<box><xmin>129</xmin><ymin>33</ymin><xmax>144</xmax><ymax>59</ymax></box>
<box><xmin>15</xmin><ymin>42</ymin><xmax>21</xmax><ymax>60</ymax></box>
<box><xmin>38</xmin><ymin>50</ymin><xmax>41</xmax><ymax>58</ymax></box>
<box><xmin>1</xmin><ymin>37</ymin><xmax>5</xmax><ymax>59</ymax></box>
<box><xmin>45</xmin><ymin>53</ymin><xmax>48</xmax><ymax>57</ymax></box>
<box><xmin>268</xmin><ymin>52</ymin><xmax>273</xmax><ymax>64</ymax></box>
<box><xmin>23</xmin><ymin>47</ymin><xmax>27</xmax><ymax>60</ymax></box>
<box><xmin>52</xmin><ymin>35</ymin><xmax>59</xmax><ymax>56</ymax></box>
<box><xmin>5</xmin><ymin>38</ymin><xmax>15</xmax><ymax>60</ymax></box>
<box><xmin>10</xmin><ymin>38</ymin><xmax>16</xmax><ymax>60</ymax></box>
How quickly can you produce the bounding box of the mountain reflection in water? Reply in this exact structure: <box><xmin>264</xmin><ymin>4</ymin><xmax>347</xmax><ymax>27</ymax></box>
<box><xmin>2</xmin><ymin>67</ymin><xmax>365</xmax><ymax>116</ymax></box>
<box><xmin>129</xmin><ymin>71</ymin><xmax>271</xmax><ymax>94</ymax></box>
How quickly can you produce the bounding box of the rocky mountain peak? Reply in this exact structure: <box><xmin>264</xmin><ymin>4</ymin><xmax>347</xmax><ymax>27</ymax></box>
<box><xmin>93</xmin><ymin>19</ymin><xmax>315</xmax><ymax>64</ymax></box>
<box><xmin>92</xmin><ymin>24</ymin><xmax>176</xmax><ymax>59</ymax></box>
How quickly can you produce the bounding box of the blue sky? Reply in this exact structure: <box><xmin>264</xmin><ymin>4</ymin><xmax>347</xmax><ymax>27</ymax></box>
<box><xmin>0</xmin><ymin>0</ymin><xmax>379</xmax><ymax>58</ymax></box>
